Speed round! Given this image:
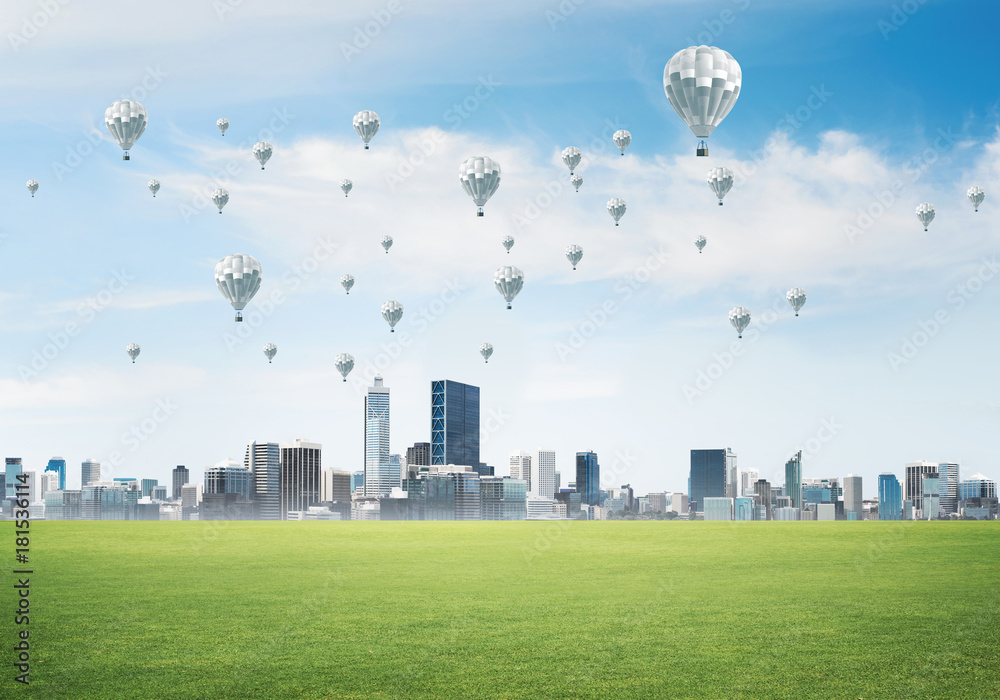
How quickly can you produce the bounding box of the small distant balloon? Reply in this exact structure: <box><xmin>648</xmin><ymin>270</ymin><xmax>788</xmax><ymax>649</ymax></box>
<box><xmin>967</xmin><ymin>186</ymin><xmax>985</xmax><ymax>212</ymax></box>
<box><xmin>381</xmin><ymin>235</ymin><xmax>393</xmax><ymax>254</ymax></box>
<box><xmin>341</xmin><ymin>274</ymin><xmax>355</xmax><ymax>294</ymax></box>
<box><xmin>105</xmin><ymin>99</ymin><xmax>147</xmax><ymax>161</ymax></box>
<box><xmin>494</xmin><ymin>266</ymin><xmax>524</xmax><ymax>310</ymax></box>
<box><xmin>502</xmin><ymin>235</ymin><xmax>514</xmax><ymax>254</ymax></box>
<box><xmin>729</xmin><ymin>306</ymin><xmax>751</xmax><ymax>338</ymax></box>
<box><xmin>253</xmin><ymin>141</ymin><xmax>272</xmax><ymax>170</ymax></box>
<box><xmin>215</xmin><ymin>253</ymin><xmax>263</xmax><ymax>322</ymax></box>
<box><xmin>335</xmin><ymin>353</ymin><xmax>355</xmax><ymax>382</ymax></box>
<box><xmin>26</xmin><ymin>179</ymin><xmax>39</xmax><ymax>197</ymax></box>
<box><xmin>459</xmin><ymin>156</ymin><xmax>501</xmax><ymax>216</ymax></box>
<box><xmin>217</xmin><ymin>118</ymin><xmax>229</xmax><ymax>136</ymax></box>
<box><xmin>480</xmin><ymin>343</ymin><xmax>494</xmax><ymax>363</ymax></box>
<box><xmin>565</xmin><ymin>244</ymin><xmax>583</xmax><ymax>270</ymax></box>
<box><xmin>341</xmin><ymin>179</ymin><xmax>353</xmax><ymax>197</ymax></box>
<box><xmin>571</xmin><ymin>174</ymin><xmax>583</xmax><ymax>192</ymax></box>
<box><xmin>695</xmin><ymin>235</ymin><xmax>707</xmax><ymax>253</ymax></box>
<box><xmin>353</xmin><ymin>110</ymin><xmax>380</xmax><ymax>149</ymax></box>
<box><xmin>915</xmin><ymin>203</ymin><xmax>935</xmax><ymax>231</ymax></box>
<box><xmin>147</xmin><ymin>179</ymin><xmax>160</xmax><ymax>198</ymax></box>
<box><xmin>707</xmin><ymin>167</ymin><xmax>734</xmax><ymax>205</ymax></box>
<box><xmin>126</xmin><ymin>343</ymin><xmax>140</xmax><ymax>363</ymax></box>
<box><xmin>212</xmin><ymin>188</ymin><xmax>229</xmax><ymax>214</ymax></box>
<box><xmin>381</xmin><ymin>300</ymin><xmax>403</xmax><ymax>332</ymax></box>
<box><xmin>561</xmin><ymin>147</ymin><xmax>582</xmax><ymax>174</ymax></box>
<box><xmin>613</xmin><ymin>130</ymin><xmax>631</xmax><ymax>155</ymax></box>
<box><xmin>786</xmin><ymin>288</ymin><xmax>807</xmax><ymax>317</ymax></box>
<box><xmin>607</xmin><ymin>197</ymin><xmax>627</xmax><ymax>226</ymax></box>
<box><xmin>263</xmin><ymin>343</ymin><xmax>277</xmax><ymax>363</ymax></box>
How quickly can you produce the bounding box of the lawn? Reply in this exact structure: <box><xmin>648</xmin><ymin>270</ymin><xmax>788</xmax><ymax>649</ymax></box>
<box><xmin>2</xmin><ymin>520</ymin><xmax>998</xmax><ymax>699</ymax></box>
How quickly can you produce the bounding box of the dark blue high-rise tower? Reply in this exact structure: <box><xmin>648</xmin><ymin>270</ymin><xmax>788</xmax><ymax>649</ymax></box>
<box><xmin>430</xmin><ymin>380</ymin><xmax>482</xmax><ymax>469</ymax></box>
<box><xmin>576</xmin><ymin>451</ymin><xmax>600</xmax><ymax>506</ymax></box>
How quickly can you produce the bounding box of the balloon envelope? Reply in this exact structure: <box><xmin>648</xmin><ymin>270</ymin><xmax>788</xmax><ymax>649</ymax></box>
<box><xmin>571</xmin><ymin>174</ymin><xmax>583</xmax><ymax>192</ymax></box>
<box><xmin>663</xmin><ymin>46</ymin><xmax>742</xmax><ymax>139</ymax></box>
<box><xmin>105</xmin><ymin>100</ymin><xmax>147</xmax><ymax>157</ymax></box>
<box><xmin>915</xmin><ymin>203</ymin><xmax>935</xmax><ymax>230</ymax></box>
<box><xmin>695</xmin><ymin>235</ymin><xmax>707</xmax><ymax>252</ymax></box>
<box><xmin>381</xmin><ymin>300</ymin><xmax>403</xmax><ymax>330</ymax></box>
<box><xmin>26</xmin><ymin>179</ymin><xmax>39</xmax><ymax>196</ymax></box>
<box><xmin>607</xmin><ymin>197</ymin><xmax>627</xmax><ymax>225</ymax></box>
<box><xmin>212</xmin><ymin>188</ymin><xmax>229</xmax><ymax>213</ymax></box>
<box><xmin>217</xmin><ymin>118</ymin><xmax>229</xmax><ymax>135</ymax></box>
<box><xmin>341</xmin><ymin>274</ymin><xmax>355</xmax><ymax>294</ymax></box>
<box><xmin>786</xmin><ymin>288</ymin><xmax>807</xmax><ymax>316</ymax></box>
<box><xmin>381</xmin><ymin>235</ymin><xmax>393</xmax><ymax>253</ymax></box>
<box><xmin>459</xmin><ymin>156</ymin><xmax>501</xmax><ymax>214</ymax></box>
<box><xmin>215</xmin><ymin>254</ymin><xmax>263</xmax><ymax>317</ymax></box>
<box><xmin>613</xmin><ymin>130</ymin><xmax>631</xmax><ymax>154</ymax></box>
<box><xmin>353</xmin><ymin>110</ymin><xmax>380</xmax><ymax>147</ymax></box>
<box><xmin>494</xmin><ymin>266</ymin><xmax>524</xmax><ymax>309</ymax></box>
<box><xmin>253</xmin><ymin>141</ymin><xmax>272</xmax><ymax>169</ymax></box>
<box><xmin>126</xmin><ymin>343</ymin><xmax>140</xmax><ymax>363</ymax></box>
<box><xmin>707</xmin><ymin>167</ymin><xmax>734</xmax><ymax>204</ymax></box>
<box><xmin>480</xmin><ymin>343</ymin><xmax>494</xmax><ymax>363</ymax></box>
<box><xmin>335</xmin><ymin>353</ymin><xmax>355</xmax><ymax>381</ymax></box>
<box><xmin>340</xmin><ymin>179</ymin><xmax>353</xmax><ymax>196</ymax></box>
<box><xmin>147</xmin><ymin>179</ymin><xmax>160</xmax><ymax>197</ymax></box>
<box><xmin>565</xmin><ymin>244</ymin><xmax>583</xmax><ymax>270</ymax></box>
<box><xmin>502</xmin><ymin>235</ymin><xmax>514</xmax><ymax>253</ymax></box>
<box><xmin>263</xmin><ymin>343</ymin><xmax>277</xmax><ymax>362</ymax></box>
<box><xmin>967</xmin><ymin>186</ymin><xmax>985</xmax><ymax>211</ymax></box>
<box><xmin>729</xmin><ymin>306</ymin><xmax>751</xmax><ymax>337</ymax></box>
<box><xmin>561</xmin><ymin>146</ymin><xmax>582</xmax><ymax>173</ymax></box>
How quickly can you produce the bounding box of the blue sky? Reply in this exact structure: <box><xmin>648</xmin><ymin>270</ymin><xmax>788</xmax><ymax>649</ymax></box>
<box><xmin>2</xmin><ymin>0</ymin><xmax>999</xmax><ymax>496</ymax></box>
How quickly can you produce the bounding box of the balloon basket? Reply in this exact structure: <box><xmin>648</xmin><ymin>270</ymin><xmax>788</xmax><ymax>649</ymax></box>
<box><xmin>235</xmin><ymin>312</ymin><xmax>243</xmax><ymax>322</ymax></box>
<box><xmin>506</xmin><ymin>304</ymin><xmax>511</xmax><ymax>310</ymax></box>
<box><xmin>343</xmin><ymin>378</ymin><xmax>347</xmax><ymax>382</ymax></box>
<box><xmin>123</xmin><ymin>153</ymin><xmax>130</xmax><ymax>161</ymax></box>
<box><xmin>696</xmin><ymin>140</ymin><xmax>708</xmax><ymax>156</ymax></box>
<box><xmin>718</xmin><ymin>202</ymin><xmax>723</xmax><ymax>206</ymax></box>
<box><xmin>477</xmin><ymin>209</ymin><xmax>484</xmax><ymax>217</ymax></box>
<box><xmin>364</xmin><ymin>144</ymin><xmax>369</xmax><ymax>150</ymax></box>
<box><xmin>390</xmin><ymin>328</ymin><xmax>394</xmax><ymax>333</ymax></box>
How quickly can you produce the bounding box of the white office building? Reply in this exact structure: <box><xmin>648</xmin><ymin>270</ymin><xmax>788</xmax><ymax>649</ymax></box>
<box><xmin>534</xmin><ymin>448</ymin><xmax>556</xmax><ymax>499</ymax></box>
<box><xmin>843</xmin><ymin>474</ymin><xmax>863</xmax><ymax>520</ymax></box>
<box><xmin>364</xmin><ymin>376</ymin><xmax>394</xmax><ymax>497</ymax></box>
<box><xmin>703</xmin><ymin>497</ymin><xmax>734</xmax><ymax>521</ymax></box>
<box><xmin>509</xmin><ymin>451</ymin><xmax>532</xmax><ymax>492</ymax></box>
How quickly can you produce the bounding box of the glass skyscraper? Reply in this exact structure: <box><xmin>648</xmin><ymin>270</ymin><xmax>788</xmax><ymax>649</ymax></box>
<box><xmin>785</xmin><ymin>451</ymin><xmax>802</xmax><ymax>510</ymax></box>
<box><xmin>430</xmin><ymin>380</ymin><xmax>481</xmax><ymax>468</ymax></box>
<box><xmin>480</xmin><ymin>477</ymin><xmax>527</xmax><ymax>520</ymax></box>
<box><xmin>204</xmin><ymin>464</ymin><xmax>252</xmax><ymax>501</ymax></box>
<box><xmin>878</xmin><ymin>473</ymin><xmax>902</xmax><ymax>520</ymax></box>
<box><xmin>46</xmin><ymin>457</ymin><xmax>67</xmax><ymax>490</ymax></box>
<box><xmin>365</xmin><ymin>376</ymin><xmax>393</xmax><ymax>496</ymax></box>
<box><xmin>959</xmin><ymin>473</ymin><xmax>997</xmax><ymax>500</ymax></box>
<box><xmin>5</xmin><ymin>458</ymin><xmax>22</xmax><ymax>501</ymax></box>
<box><xmin>690</xmin><ymin>449</ymin><xmax>734</xmax><ymax>511</ymax></box>
<box><xmin>245</xmin><ymin>443</ymin><xmax>280</xmax><ymax>520</ymax></box>
<box><xmin>575</xmin><ymin>451</ymin><xmax>600</xmax><ymax>506</ymax></box>
<box><xmin>936</xmin><ymin>462</ymin><xmax>959</xmax><ymax>515</ymax></box>
<box><xmin>172</xmin><ymin>465</ymin><xmax>190</xmax><ymax>501</ymax></box>
<box><xmin>280</xmin><ymin>439</ymin><xmax>322</xmax><ymax>519</ymax></box>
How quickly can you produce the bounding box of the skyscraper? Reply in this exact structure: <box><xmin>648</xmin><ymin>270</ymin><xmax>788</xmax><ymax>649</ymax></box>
<box><xmin>509</xmin><ymin>451</ymin><xmax>532</xmax><ymax>491</ymax></box>
<box><xmin>575</xmin><ymin>451</ymin><xmax>600</xmax><ymax>506</ymax></box>
<box><xmin>784</xmin><ymin>451</ymin><xmax>802</xmax><ymax>510</ymax></box>
<box><xmin>690</xmin><ymin>449</ymin><xmax>735</xmax><ymax>511</ymax></box>
<box><xmin>878</xmin><ymin>473</ymin><xmax>902</xmax><ymax>521</ymax></box>
<box><xmin>430</xmin><ymin>380</ymin><xmax>482</xmax><ymax>468</ymax></box>
<box><xmin>365</xmin><ymin>375</ymin><xmax>393</xmax><ymax>497</ymax></box>
<box><xmin>4</xmin><ymin>458</ymin><xmax>22</xmax><ymax>501</ymax></box>
<box><xmin>534</xmin><ymin>449</ymin><xmax>556</xmax><ymax>499</ymax></box>
<box><xmin>921</xmin><ymin>474</ymin><xmax>940</xmax><ymax>519</ymax></box>
<box><xmin>280</xmin><ymin>439</ymin><xmax>322</xmax><ymax>519</ymax></box>
<box><xmin>959</xmin><ymin>473</ymin><xmax>997</xmax><ymax>500</ymax></box>
<box><xmin>843</xmin><ymin>474</ymin><xmax>863</xmax><ymax>520</ymax></box>
<box><xmin>140</xmin><ymin>478</ymin><xmax>158</xmax><ymax>498</ymax></box>
<box><xmin>937</xmin><ymin>462</ymin><xmax>959</xmax><ymax>515</ymax></box>
<box><xmin>904</xmin><ymin>461</ymin><xmax>939</xmax><ymax>512</ymax></box>
<box><xmin>406</xmin><ymin>442</ymin><xmax>431</xmax><ymax>471</ymax></box>
<box><xmin>204</xmin><ymin>459</ymin><xmax>253</xmax><ymax>501</ymax></box>
<box><xmin>739</xmin><ymin>468</ymin><xmax>759</xmax><ymax>497</ymax></box>
<box><xmin>480</xmin><ymin>477</ymin><xmax>528</xmax><ymax>520</ymax></box>
<box><xmin>754</xmin><ymin>479</ymin><xmax>772</xmax><ymax>521</ymax></box>
<box><xmin>40</xmin><ymin>471</ymin><xmax>59</xmax><ymax>496</ymax></box>
<box><xmin>46</xmin><ymin>457</ymin><xmax>67</xmax><ymax>490</ymax></box>
<box><xmin>172</xmin><ymin>465</ymin><xmax>190</xmax><ymax>500</ymax></box>
<box><xmin>321</xmin><ymin>469</ymin><xmax>352</xmax><ymax>503</ymax></box>
<box><xmin>245</xmin><ymin>443</ymin><xmax>280</xmax><ymax>520</ymax></box>
<box><xmin>81</xmin><ymin>458</ymin><xmax>102</xmax><ymax>487</ymax></box>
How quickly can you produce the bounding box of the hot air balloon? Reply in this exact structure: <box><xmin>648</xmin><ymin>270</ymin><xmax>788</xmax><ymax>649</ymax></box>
<box><xmin>126</xmin><ymin>343</ymin><xmax>140</xmax><ymax>363</ymax></box>
<box><xmin>147</xmin><ymin>179</ymin><xmax>160</xmax><ymax>198</ymax></box>
<box><xmin>729</xmin><ymin>306</ymin><xmax>750</xmax><ymax>338</ymax></box>
<box><xmin>459</xmin><ymin>156</ymin><xmax>501</xmax><ymax>216</ymax></box>
<box><xmin>707</xmin><ymin>167</ymin><xmax>733</xmax><ymax>205</ymax></box>
<box><xmin>494</xmin><ymin>266</ymin><xmax>524</xmax><ymax>310</ymax></box>
<box><xmin>341</xmin><ymin>274</ymin><xmax>355</xmax><ymax>294</ymax></box>
<box><xmin>263</xmin><ymin>343</ymin><xmax>277</xmax><ymax>363</ymax></box>
<box><xmin>26</xmin><ymin>180</ymin><xmax>38</xmax><ymax>197</ymax></box>
<box><xmin>212</xmin><ymin>188</ymin><xmax>229</xmax><ymax>214</ymax></box>
<box><xmin>105</xmin><ymin>100</ymin><xmax>147</xmax><ymax>160</ymax></box>
<box><xmin>215</xmin><ymin>253</ymin><xmax>263</xmax><ymax>322</ymax></box>
<box><xmin>967</xmin><ymin>186</ymin><xmax>985</xmax><ymax>212</ymax></box>
<box><xmin>561</xmin><ymin>147</ymin><xmax>582</xmax><ymax>174</ymax></box>
<box><xmin>341</xmin><ymin>179</ymin><xmax>353</xmax><ymax>197</ymax></box>
<box><xmin>381</xmin><ymin>300</ymin><xmax>403</xmax><ymax>332</ymax></box>
<box><xmin>571</xmin><ymin>174</ymin><xmax>583</xmax><ymax>192</ymax></box>
<box><xmin>663</xmin><ymin>46</ymin><xmax>742</xmax><ymax>156</ymax></box>
<box><xmin>502</xmin><ymin>235</ymin><xmax>514</xmax><ymax>254</ymax></box>
<box><xmin>253</xmin><ymin>141</ymin><xmax>272</xmax><ymax>170</ymax></box>
<box><xmin>335</xmin><ymin>353</ymin><xmax>355</xmax><ymax>382</ymax></box>
<box><xmin>915</xmin><ymin>203</ymin><xmax>935</xmax><ymax>231</ymax></box>
<box><xmin>695</xmin><ymin>235</ymin><xmax>707</xmax><ymax>253</ymax></box>
<box><xmin>607</xmin><ymin>197</ymin><xmax>627</xmax><ymax>226</ymax></box>
<box><xmin>381</xmin><ymin>235</ymin><xmax>393</xmax><ymax>254</ymax></box>
<box><xmin>480</xmin><ymin>343</ymin><xmax>494</xmax><ymax>363</ymax></box>
<box><xmin>613</xmin><ymin>130</ymin><xmax>631</xmax><ymax>155</ymax></box>
<box><xmin>786</xmin><ymin>288</ymin><xmax>806</xmax><ymax>317</ymax></box>
<box><xmin>353</xmin><ymin>110</ymin><xmax>380</xmax><ymax>149</ymax></box>
<box><xmin>565</xmin><ymin>244</ymin><xmax>583</xmax><ymax>270</ymax></box>
<box><xmin>217</xmin><ymin>118</ymin><xmax>229</xmax><ymax>136</ymax></box>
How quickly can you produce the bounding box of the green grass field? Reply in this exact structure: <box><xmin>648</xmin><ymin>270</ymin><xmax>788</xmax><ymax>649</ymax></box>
<box><xmin>2</xmin><ymin>521</ymin><xmax>998</xmax><ymax>699</ymax></box>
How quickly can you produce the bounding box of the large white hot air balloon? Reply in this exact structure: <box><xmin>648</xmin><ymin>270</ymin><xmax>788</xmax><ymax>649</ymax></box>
<box><xmin>335</xmin><ymin>353</ymin><xmax>355</xmax><ymax>382</ymax></box>
<box><xmin>147</xmin><ymin>179</ymin><xmax>160</xmax><ymax>198</ymax></box>
<box><xmin>967</xmin><ymin>186</ymin><xmax>985</xmax><ymax>212</ymax></box>
<box><xmin>613</xmin><ymin>130</ymin><xmax>631</xmax><ymax>155</ymax></box>
<box><xmin>263</xmin><ymin>343</ymin><xmax>277</xmax><ymax>363</ymax></box>
<box><xmin>571</xmin><ymin>174</ymin><xmax>583</xmax><ymax>192</ymax></box>
<box><xmin>212</xmin><ymin>188</ymin><xmax>229</xmax><ymax>214</ymax></box>
<box><xmin>663</xmin><ymin>46</ymin><xmax>742</xmax><ymax>156</ymax></box>
<box><xmin>341</xmin><ymin>274</ymin><xmax>355</xmax><ymax>294</ymax></box>
<box><xmin>353</xmin><ymin>110</ymin><xmax>380</xmax><ymax>149</ymax></box>
<box><xmin>217</xmin><ymin>118</ymin><xmax>229</xmax><ymax>136</ymax></box>
<box><xmin>786</xmin><ymin>288</ymin><xmax>807</xmax><ymax>317</ymax></box>
<box><xmin>341</xmin><ymin>179</ymin><xmax>353</xmax><ymax>197</ymax></box>
<box><xmin>607</xmin><ymin>197</ymin><xmax>627</xmax><ymax>226</ymax></box>
<box><xmin>381</xmin><ymin>300</ymin><xmax>403</xmax><ymax>332</ymax></box>
<box><xmin>26</xmin><ymin>180</ymin><xmax>38</xmax><ymax>197</ymax></box>
<box><xmin>459</xmin><ymin>156</ymin><xmax>501</xmax><ymax>216</ymax></box>
<box><xmin>707</xmin><ymin>167</ymin><xmax>733</xmax><ymax>205</ymax></box>
<box><xmin>480</xmin><ymin>343</ymin><xmax>494</xmax><ymax>363</ymax></box>
<box><xmin>126</xmin><ymin>343</ymin><xmax>140</xmax><ymax>363</ymax></box>
<box><xmin>494</xmin><ymin>266</ymin><xmax>524</xmax><ymax>310</ymax></box>
<box><xmin>915</xmin><ymin>203</ymin><xmax>935</xmax><ymax>231</ymax></box>
<box><xmin>729</xmin><ymin>306</ymin><xmax>751</xmax><ymax>338</ymax></box>
<box><xmin>215</xmin><ymin>253</ymin><xmax>263</xmax><ymax>322</ymax></box>
<box><xmin>105</xmin><ymin>100</ymin><xmax>147</xmax><ymax>160</ymax></box>
<box><xmin>381</xmin><ymin>235</ymin><xmax>393</xmax><ymax>254</ymax></box>
<box><xmin>565</xmin><ymin>244</ymin><xmax>583</xmax><ymax>270</ymax></box>
<box><xmin>695</xmin><ymin>235</ymin><xmax>707</xmax><ymax>253</ymax></box>
<box><xmin>561</xmin><ymin>147</ymin><xmax>582</xmax><ymax>174</ymax></box>
<box><xmin>502</xmin><ymin>235</ymin><xmax>514</xmax><ymax>254</ymax></box>
<box><xmin>253</xmin><ymin>141</ymin><xmax>272</xmax><ymax>170</ymax></box>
